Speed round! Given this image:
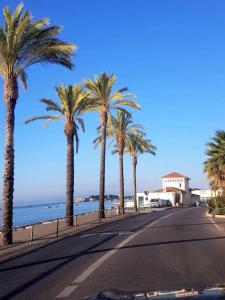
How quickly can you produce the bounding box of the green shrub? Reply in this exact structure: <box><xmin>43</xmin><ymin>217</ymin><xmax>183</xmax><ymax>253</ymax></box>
<box><xmin>208</xmin><ymin>196</ymin><xmax>225</xmax><ymax>215</ymax></box>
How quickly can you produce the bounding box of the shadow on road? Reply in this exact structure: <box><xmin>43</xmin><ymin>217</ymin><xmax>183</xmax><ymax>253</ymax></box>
<box><xmin>0</xmin><ymin>211</ymin><xmax>172</xmax><ymax>299</ymax></box>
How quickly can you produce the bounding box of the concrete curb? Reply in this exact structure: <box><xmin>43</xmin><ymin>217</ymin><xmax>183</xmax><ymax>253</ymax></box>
<box><xmin>207</xmin><ymin>211</ymin><xmax>225</xmax><ymax>218</ymax></box>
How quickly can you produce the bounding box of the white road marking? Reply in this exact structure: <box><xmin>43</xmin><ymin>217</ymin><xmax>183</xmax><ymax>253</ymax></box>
<box><xmin>81</xmin><ymin>231</ymin><xmax>133</xmax><ymax>238</ymax></box>
<box><xmin>81</xmin><ymin>233</ymin><xmax>96</xmax><ymax>238</ymax></box>
<box><xmin>56</xmin><ymin>285</ymin><xmax>78</xmax><ymax>298</ymax></box>
<box><xmin>72</xmin><ymin>230</ymin><xmax>140</xmax><ymax>284</ymax></box>
<box><xmin>118</xmin><ymin>231</ymin><xmax>134</xmax><ymax>235</ymax></box>
<box><xmin>56</xmin><ymin>210</ymin><xmax>179</xmax><ymax>298</ymax></box>
<box><xmin>100</xmin><ymin>232</ymin><xmax>117</xmax><ymax>236</ymax></box>
<box><xmin>160</xmin><ymin>211</ymin><xmax>178</xmax><ymax>220</ymax></box>
<box><xmin>208</xmin><ymin>216</ymin><xmax>224</xmax><ymax>233</ymax></box>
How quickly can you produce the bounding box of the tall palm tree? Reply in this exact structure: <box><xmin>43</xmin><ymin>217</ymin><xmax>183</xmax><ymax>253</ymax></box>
<box><xmin>85</xmin><ymin>73</ymin><xmax>140</xmax><ymax>218</ymax></box>
<box><xmin>204</xmin><ymin>130</ymin><xmax>225</xmax><ymax>194</ymax></box>
<box><xmin>108</xmin><ymin>111</ymin><xmax>144</xmax><ymax>214</ymax></box>
<box><xmin>26</xmin><ymin>84</ymin><xmax>90</xmax><ymax>226</ymax></box>
<box><xmin>124</xmin><ymin>133</ymin><xmax>156</xmax><ymax>212</ymax></box>
<box><xmin>0</xmin><ymin>3</ymin><xmax>75</xmax><ymax>245</ymax></box>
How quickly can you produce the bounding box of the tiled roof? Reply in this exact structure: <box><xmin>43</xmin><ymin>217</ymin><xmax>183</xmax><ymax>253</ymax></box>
<box><xmin>153</xmin><ymin>187</ymin><xmax>186</xmax><ymax>193</ymax></box>
<box><xmin>161</xmin><ymin>172</ymin><xmax>190</xmax><ymax>179</ymax></box>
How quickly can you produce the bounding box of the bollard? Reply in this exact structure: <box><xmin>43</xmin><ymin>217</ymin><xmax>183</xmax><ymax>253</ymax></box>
<box><xmin>56</xmin><ymin>219</ymin><xmax>59</xmax><ymax>237</ymax></box>
<box><xmin>30</xmin><ymin>224</ymin><xmax>34</xmax><ymax>246</ymax></box>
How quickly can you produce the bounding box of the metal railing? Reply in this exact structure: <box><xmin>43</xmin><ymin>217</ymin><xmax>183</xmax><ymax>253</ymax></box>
<box><xmin>0</xmin><ymin>208</ymin><xmax>119</xmax><ymax>248</ymax></box>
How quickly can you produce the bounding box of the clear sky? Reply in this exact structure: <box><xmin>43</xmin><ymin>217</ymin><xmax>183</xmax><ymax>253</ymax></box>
<box><xmin>0</xmin><ymin>0</ymin><xmax>225</xmax><ymax>204</ymax></box>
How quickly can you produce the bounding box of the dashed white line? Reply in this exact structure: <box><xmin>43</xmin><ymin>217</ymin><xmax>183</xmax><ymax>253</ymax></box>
<box><xmin>81</xmin><ymin>233</ymin><xmax>96</xmax><ymax>238</ymax></box>
<box><xmin>208</xmin><ymin>216</ymin><xmax>224</xmax><ymax>233</ymax></box>
<box><xmin>81</xmin><ymin>231</ymin><xmax>133</xmax><ymax>238</ymax></box>
<box><xmin>100</xmin><ymin>232</ymin><xmax>117</xmax><ymax>236</ymax></box>
<box><xmin>56</xmin><ymin>285</ymin><xmax>78</xmax><ymax>298</ymax></box>
<box><xmin>73</xmin><ymin>230</ymin><xmax>141</xmax><ymax>284</ymax></box>
<box><xmin>56</xmin><ymin>209</ymin><xmax>179</xmax><ymax>298</ymax></box>
<box><xmin>160</xmin><ymin>211</ymin><xmax>179</xmax><ymax>220</ymax></box>
<box><xmin>56</xmin><ymin>230</ymin><xmax>141</xmax><ymax>298</ymax></box>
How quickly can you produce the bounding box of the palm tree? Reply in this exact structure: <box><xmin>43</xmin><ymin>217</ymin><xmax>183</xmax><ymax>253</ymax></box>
<box><xmin>26</xmin><ymin>84</ymin><xmax>90</xmax><ymax>226</ymax></box>
<box><xmin>0</xmin><ymin>3</ymin><xmax>75</xmax><ymax>245</ymax></box>
<box><xmin>85</xmin><ymin>73</ymin><xmax>140</xmax><ymax>218</ymax></box>
<box><xmin>124</xmin><ymin>133</ymin><xmax>156</xmax><ymax>212</ymax></box>
<box><xmin>107</xmin><ymin>111</ymin><xmax>144</xmax><ymax>214</ymax></box>
<box><xmin>204</xmin><ymin>130</ymin><xmax>225</xmax><ymax>194</ymax></box>
<box><xmin>209</xmin><ymin>180</ymin><xmax>220</xmax><ymax>197</ymax></box>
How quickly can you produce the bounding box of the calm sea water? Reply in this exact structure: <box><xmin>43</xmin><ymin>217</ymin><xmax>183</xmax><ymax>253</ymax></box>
<box><xmin>0</xmin><ymin>201</ymin><xmax>115</xmax><ymax>228</ymax></box>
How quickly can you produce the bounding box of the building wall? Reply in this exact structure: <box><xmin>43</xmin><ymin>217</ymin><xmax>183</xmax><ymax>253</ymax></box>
<box><xmin>191</xmin><ymin>189</ymin><xmax>212</xmax><ymax>200</ymax></box>
<box><xmin>137</xmin><ymin>192</ymin><xmax>176</xmax><ymax>207</ymax></box>
<box><xmin>162</xmin><ymin>178</ymin><xmax>189</xmax><ymax>191</ymax></box>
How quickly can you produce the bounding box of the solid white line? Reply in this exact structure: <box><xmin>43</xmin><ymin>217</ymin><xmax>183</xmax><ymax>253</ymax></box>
<box><xmin>56</xmin><ymin>210</ymin><xmax>178</xmax><ymax>298</ymax></box>
<box><xmin>74</xmin><ymin>212</ymin><xmax>174</xmax><ymax>284</ymax></box>
<box><xmin>56</xmin><ymin>285</ymin><xmax>78</xmax><ymax>298</ymax></box>
<box><xmin>72</xmin><ymin>230</ymin><xmax>140</xmax><ymax>284</ymax></box>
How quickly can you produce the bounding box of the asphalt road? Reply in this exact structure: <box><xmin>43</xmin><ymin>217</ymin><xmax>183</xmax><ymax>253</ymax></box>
<box><xmin>0</xmin><ymin>207</ymin><xmax>225</xmax><ymax>299</ymax></box>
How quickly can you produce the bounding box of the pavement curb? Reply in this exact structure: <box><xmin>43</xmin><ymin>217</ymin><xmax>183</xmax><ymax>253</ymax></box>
<box><xmin>207</xmin><ymin>211</ymin><xmax>225</xmax><ymax>218</ymax></box>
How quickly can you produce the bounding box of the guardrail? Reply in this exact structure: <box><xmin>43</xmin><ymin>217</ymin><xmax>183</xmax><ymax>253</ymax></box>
<box><xmin>0</xmin><ymin>208</ymin><xmax>119</xmax><ymax>247</ymax></box>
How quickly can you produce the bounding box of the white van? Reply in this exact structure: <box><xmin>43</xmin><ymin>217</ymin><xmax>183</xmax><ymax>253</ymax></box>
<box><xmin>150</xmin><ymin>198</ymin><xmax>161</xmax><ymax>208</ymax></box>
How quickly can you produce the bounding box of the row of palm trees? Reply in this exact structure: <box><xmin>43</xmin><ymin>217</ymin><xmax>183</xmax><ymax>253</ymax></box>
<box><xmin>0</xmin><ymin>4</ymin><xmax>156</xmax><ymax>245</ymax></box>
<box><xmin>204</xmin><ymin>130</ymin><xmax>225</xmax><ymax>195</ymax></box>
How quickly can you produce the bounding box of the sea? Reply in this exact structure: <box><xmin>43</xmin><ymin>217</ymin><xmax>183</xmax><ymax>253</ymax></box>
<box><xmin>0</xmin><ymin>200</ymin><xmax>115</xmax><ymax>228</ymax></box>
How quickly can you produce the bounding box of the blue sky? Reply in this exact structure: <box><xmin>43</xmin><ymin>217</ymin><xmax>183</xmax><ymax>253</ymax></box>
<box><xmin>0</xmin><ymin>0</ymin><xmax>225</xmax><ymax>204</ymax></box>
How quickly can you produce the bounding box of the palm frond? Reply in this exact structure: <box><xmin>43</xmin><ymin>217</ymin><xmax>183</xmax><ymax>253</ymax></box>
<box><xmin>25</xmin><ymin>115</ymin><xmax>57</xmax><ymax>124</ymax></box>
<box><xmin>77</xmin><ymin>118</ymin><xmax>85</xmax><ymax>132</ymax></box>
<box><xmin>0</xmin><ymin>3</ymin><xmax>76</xmax><ymax>87</ymax></box>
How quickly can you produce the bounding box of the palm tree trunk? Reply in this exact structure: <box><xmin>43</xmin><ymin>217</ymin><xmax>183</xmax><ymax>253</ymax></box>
<box><xmin>99</xmin><ymin>112</ymin><xmax>107</xmax><ymax>219</ymax></box>
<box><xmin>2</xmin><ymin>76</ymin><xmax>18</xmax><ymax>246</ymax></box>
<box><xmin>132</xmin><ymin>156</ymin><xmax>137</xmax><ymax>212</ymax></box>
<box><xmin>66</xmin><ymin>134</ymin><xmax>74</xmax><ymax>226</ymax></box>
<box><xmin>119</xmin><ymin>149</ymin><xmax>125</xmax><ymax>214</ymax></box>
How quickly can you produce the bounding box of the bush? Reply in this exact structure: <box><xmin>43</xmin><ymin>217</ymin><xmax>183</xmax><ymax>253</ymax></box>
<box><xmin>208</xmin><ymin>196</ymin><xmax>225</xmax><ymax>215</ymax></box>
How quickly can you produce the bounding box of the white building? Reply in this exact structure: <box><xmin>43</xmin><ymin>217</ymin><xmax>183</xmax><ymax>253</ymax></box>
<box><xmin>191</xmin><ymin>189</ymin><xmax>214</xmax><ymax>200</ymax></box>
<box><xmin>137</xmin><ymin>172</ymin><xmax>200</xmax><ymax>207</ymax></box>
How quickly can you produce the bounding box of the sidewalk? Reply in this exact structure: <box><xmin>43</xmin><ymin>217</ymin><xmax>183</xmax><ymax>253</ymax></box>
<box><xmin>0</xmin><ymin>209</ymin><xmax>137</xmax><ymax>262</ymax></box>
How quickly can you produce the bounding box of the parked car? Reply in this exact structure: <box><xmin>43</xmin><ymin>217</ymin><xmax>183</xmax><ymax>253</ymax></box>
<box><xmin>150</xmin><ymin>198</ymin><xmax>161</xmax><ymax>208</ymax></box>
<box><xmin>166</xmin><ymin>200</ymin><xmax>172</xmax><ymax>207</ymax></box>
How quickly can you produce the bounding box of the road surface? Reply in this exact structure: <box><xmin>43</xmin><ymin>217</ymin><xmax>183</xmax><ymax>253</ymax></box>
<box><xmin>0</xmin><ymin>207</ymin><xmax>225</xmax><ymax>299</ymax></box>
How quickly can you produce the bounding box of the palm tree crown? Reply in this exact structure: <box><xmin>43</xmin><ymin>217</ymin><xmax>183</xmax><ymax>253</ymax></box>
<box><xmin>124</xmin><ymin>132</ymin><xmax>156</xmax><ymax>160</ymax></box>
<box><xmin>85</xmin><ymin>72</ymin><xmax>140</xmax><ymax>115</ymax></box>
<box><xmin>25</xmin><ymin>84</ymin><xmax>90</xmax><ymax>152</ymax></box>
<box><xmin>0</xmin><ymin>2</ymin><xmax>75</xmax><ymax>97</ymax></box>
<box><xmin>109</xmin><ymin>111</ymin><xmax>144</xmax><ymax>151</ymax></box>
<box><xmin>204</xmin><ymin>130</ymin><xmax>225</xmax><ymax>192</ymax></box>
